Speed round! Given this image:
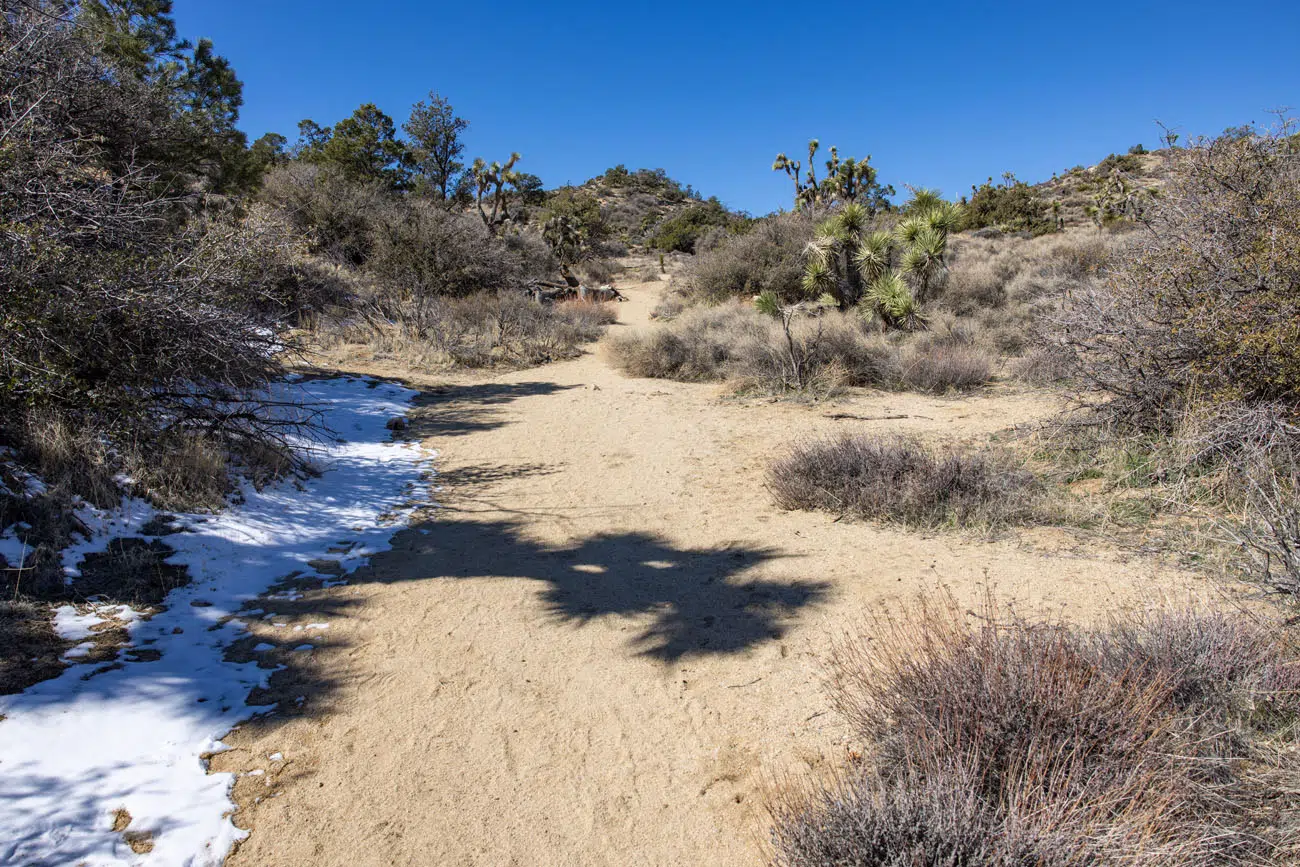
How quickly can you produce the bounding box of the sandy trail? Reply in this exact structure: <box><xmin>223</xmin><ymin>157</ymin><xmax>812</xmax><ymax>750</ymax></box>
<box><xmin>217</xmin><ymin>275</ymin><xmax>1204</xmax><ymax>866</ymax></box>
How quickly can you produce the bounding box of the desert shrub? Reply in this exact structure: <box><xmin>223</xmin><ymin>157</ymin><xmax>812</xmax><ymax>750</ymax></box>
<box><xmin>963</xmin><ymin>178</ymin><xmax>1056</xmax><ymax>234</ymax></box>
<box><xmin>730</xmin><ymin>313</ymin><xmax>897</xmax><ymax>398</ymax></box>
<box><xmin>1011</xmin><ymin>347</ymin><xmax>1072</xmax><ymax>384</ymax></box>
<box><xmin>942</xmin><ymin>255</ymin><xmax>1012</xmax><ymax>313</ymax></box>
<box><xmin>768</xmin><ymin>437</ymin><xmax>1042</xmax><ymax>529</ymax></box>
<box><xmin>897</xmin><ymin>338</ymin><xmax>995</xmax><ymax>393</ymax></box>
<box><xmin>1057</xmin><ymin>124</ymin><xmax>1300</xmax><ymax>435</ymax></box>
<box><xmin>576</xmin><ymin>258</ymin><xmax>622</xmax><ymax>285</ymax></box>
<box><xmin>1097</xmin><ymin>151</ymin><xmax>1146</xmax><ymax>175</ymax></box>
<box><xmin>648</xmin><ymin>198</ymin><xmax>739</xmax><ymax>253</ymax></box>
<box><xmin>769</xmin><ymin>766</ymin><xmax>1074</xmax><ymax>867</ymax></box>
<box><xmin>260</xmin><ymin>162</ymin><xmax>391</xmax><ymax>265</ymax></box>
<box><xmin>611</xmin><ymin>305</ymin><xmax>900</xmax><ymax>394</ymax></box>
<box><xmin>603</xmin><ymin>192</ymin><xmax>664</xmax><ymax>241</ymax></box>
<box><xmin>770</xmin><ymin>598</ymin><xmax>1299</xmax><ymax>867</ymax></box>
<box><xmin>327</xmin><ymin>291</ymin><xmax>611</xmax><ymax>369</ymax></box>
<box><xmin>538</xmin><ymin>187</ymin><xmax>607</xmax><ymax>241</ymax></box>
<box><xmin>607</xmin><ymin>303</ymin><xmax>767</xmax><ymax>381</ymax></box>
<box><xmin>684</xmin><ymin>212</ymin><xmax>817</xmax><ymax>303</ymax></box>
<box><xmin>365</xmin><ymin>199</ymin><xmax>545</xmax><ymax>297</ymax></box>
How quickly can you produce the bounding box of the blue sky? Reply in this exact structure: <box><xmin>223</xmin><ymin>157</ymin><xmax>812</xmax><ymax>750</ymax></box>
<box><xmin>173</xmin><ymin>0</ymin><xmax>1298</xmax><ymax>215</ymax></box>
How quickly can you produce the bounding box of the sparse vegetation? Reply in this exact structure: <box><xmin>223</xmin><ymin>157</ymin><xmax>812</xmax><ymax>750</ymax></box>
<box><xmin>962</xmin><ymin>173</ymin><xmax>1057</xmax><ymax>234</ymax></box>
<box><xmin>1049</xmin><ymin>121</ymin><xmax>1300</xmax><ymax>592</ymax></box>
<box><xmin>770</xmin><ymin>596</ymin><xmax>1300</xmax><ymax>866</ymax></box>
<box><xmin>768</xmin><ymin>438</ymin><xmax>1044</xmax><ymax>529</ymax></box>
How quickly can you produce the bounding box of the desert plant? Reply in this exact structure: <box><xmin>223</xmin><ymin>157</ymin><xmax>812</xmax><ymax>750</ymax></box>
<box><xmin>963</xmin><ymin>174</ymin><xmax>1056</xmax><ymax>235</ymax></box>
<box><xmin>684</xmin><ymin>212</ymin><xmax>817</xmax><ymax>304</ymax></box>
<box><xmin>469</xmin><ymin>152</ymin><xmax>523</xmax><ymax>234</ymax></box>
<box><xmin>1055</xmin><ymin>121</ymin><xmax>1300</xmax><ymax>437</ymax></box>
<box><xmin>774</xmin><ymin>140</ymin><xmax>894</xmax><ymax>212</ymax></box>
<box><xmin>768</xmin><ymin>437</ymin><xmax>1042</xmax><ymax>529</ymax></box>
<box><xmin>770</xmin><ymin>596</ymin><xmax>1300</xmax><ymax>866</ymax></box>
<box><xmin>333</xmin><ymin>290</ymin><xmax>612</xmax><ymax>369</ymax></box>
<box><xmin>647</xmin><ymin>198</ymin><xmax>737</xmax><ymax>253</ymax></box>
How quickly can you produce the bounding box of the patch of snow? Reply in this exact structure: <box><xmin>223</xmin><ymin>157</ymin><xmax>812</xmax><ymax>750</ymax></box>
<box><xmin>0</xmin><ymin>531</ymin><xmax>30</xmax><ymax>571</ymax></box>
<box><xmin>252</xmin><ymin>643</ymin><xmax>275</xmax><ymax>653</ymax></box>
<box><xmin>268</xmin><ymin>753</ymin><xmax>283</xmax><ymax>762</ymax></box>
<box><xmin>52</xmin><ymin>606</ymin><xmax>105</xmax><ymax>641</ymax></box>
<box><xmin>0</xmin><ymin>377</ymin><xmax>434</xmax><ymax>867</ymax></box>
<box><xmin>62</xmin><ymin>642</ymin><xmax>96</xmax><ymax>660</ymax></box>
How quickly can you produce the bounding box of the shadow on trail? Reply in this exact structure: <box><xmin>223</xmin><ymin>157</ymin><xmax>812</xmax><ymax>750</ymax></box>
<box><xmin>410</xmin><ymin>381</ymin><xmax>579</xmax><ymax>437</ymax></box>
<box><xmin>377</xmin><ymin>516</ymin><xmax>827</xmax><ymax>661</ymax></box>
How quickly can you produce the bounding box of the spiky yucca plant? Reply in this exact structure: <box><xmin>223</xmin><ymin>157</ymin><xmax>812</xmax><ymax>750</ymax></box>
<box><xmin>800</xmin><ymin>203</ymin><xmax>873</xmax><ymax>306</ymax></box>
<box><xmin>895</xmin><ymin>196</ymin><xmax>963</xmax><ymax>303</ymax></box>
<box><xmin>869</xmin><ymin>272</ymin><xmax>926</xmax><ymax>331</ymax></box>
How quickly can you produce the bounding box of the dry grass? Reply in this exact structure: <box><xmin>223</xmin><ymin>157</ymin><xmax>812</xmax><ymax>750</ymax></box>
<box><xmin>607</xmin><ymin>303</ymin><xmax>768</xmax><ymax>382</ymax></box>
<box><xmin>896</xmin><ymin>343</ymin><xmax>994</xmax><ymax>393</ymax></box>
<box><xmin>768</xmin><ymin>595</ymin><xmax>1300</xmax><ymax>866</ymax></box>
<box><xmin>72</xmin><ymin>538</ymin><xmax>189</xmax><ymax>606</ymax></box>
<box><xmin>0</xmin><ymin>600</ymin><xmax>68</xmax><ymax>694</ymax></box>
<box><xmin>313</xmin><ymin>291</ymin><xmax>615</xmax><ymax>370</ymax></box>
<box><xmin>610</xmin><ymin>304</ymin><xmax>934</xmax><ymax>397</ymax></box>
<box><xmin>768</xmin><ymin>436</ymin><xmax>1045</xmax><ymax>530</ymax></box>
<box><xmin>622</xmin><ymin>225</ymin><xmax>1125</xmax><ymax>399</ymax></box>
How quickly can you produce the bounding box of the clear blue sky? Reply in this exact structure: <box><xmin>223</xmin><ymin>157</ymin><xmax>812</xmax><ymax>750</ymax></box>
<box><xmin>173</xmin><ymin>0</ymin><xmax>1298</xmax><ymax>215</ymax></box>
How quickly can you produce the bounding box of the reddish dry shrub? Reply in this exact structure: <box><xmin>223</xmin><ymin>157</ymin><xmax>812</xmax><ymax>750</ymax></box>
<box><xmin>768</xmin><ymin>436</ymin><xmax>1042</xmax><ymax>529</ymax></box>
<box><xmin>897</xmin><ymin>343</ymin><xmax>994</xmax><ymax>393</ymax></box>
<box><xmin>768</xmin><ymin>596</ymin><xmax>1299</xmax><ymax>867</ymax></box>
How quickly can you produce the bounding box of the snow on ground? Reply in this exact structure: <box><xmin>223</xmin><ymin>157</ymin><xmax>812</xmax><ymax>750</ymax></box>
<box><xmin>0</xmin><ymin>377</ymin><xmax>431</xmax><ymax>867</ymax></box>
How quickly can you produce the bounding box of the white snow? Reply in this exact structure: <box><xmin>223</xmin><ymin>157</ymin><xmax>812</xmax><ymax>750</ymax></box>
<box><xmin>0</xmin><ymin>531</ymin><xmax>29</xmax><ymax>572</ymax></box>
<box><xmin>62</xmin><ymin>642</ymin><xmax>96</xmax><ymax>660</ymax></box>
<box><xmin>52</xmin><ymin>606</ymin><xmax>107</xmax><ymax>641</ymax></box>
<box><xmin>0</xmin><ymin>377</ymin><xmax>433</xmax><ymax>867</ymax></box>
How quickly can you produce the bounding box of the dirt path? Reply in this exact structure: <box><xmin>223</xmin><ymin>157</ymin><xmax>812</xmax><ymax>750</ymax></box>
<box><xmin>217</xmin><ymin>276</ymin><xmax>1205</xmax><ymax>866</ymax></box>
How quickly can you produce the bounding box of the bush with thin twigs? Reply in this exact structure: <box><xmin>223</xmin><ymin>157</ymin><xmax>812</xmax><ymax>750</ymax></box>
<box><xmin>768</xmin><ymin>436</ymin><xmax>1044</xmax><ymax>529</ymax></box>
<box><xmin>607</xmin><ymin>303</ymin><xmax>769</xmax><ymax>381</ymax></box>
<box><xmin>1056</xmin><ymin>123</ymin><xmax>1300</xmax><ymax>436</ymax></box>
<box><xmin>683</xmin><ymin>212</ymin><xmax>817</xmax><ymax>304</ymax></box>
<box><xmin>897</xmin><ymin>343</ymin><xmax>994</xmax><ymax>393</ymax></box>
<box><xmin>317</xmin><ymin>291</ymin><xmax>614</xmax><ymax>370</ymax></box>
<box><xmin>609</xmin><ymin>304</ymin><xmax>901</xmax><ymax>396</ymax></box>
<box><xmin>1041</xmin><ymin>123</ymin><xmax>1300</xmax><ymax>594</ymax></box>
<box><xmin>1010</xmin><ymin>346</ymin><xmax>1073</xmax><ymax>385</ymax></box>
<box><xmin>769</xmin><ymin>596</ymin><xmax>1300</xmax><ymax>867</ymax></box>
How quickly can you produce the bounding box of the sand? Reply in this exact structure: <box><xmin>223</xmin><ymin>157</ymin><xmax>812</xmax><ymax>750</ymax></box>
<box><xmin>214</xmin><ymin>273</ymin><xmax>1207</xmax><ymax>866</ymax></box>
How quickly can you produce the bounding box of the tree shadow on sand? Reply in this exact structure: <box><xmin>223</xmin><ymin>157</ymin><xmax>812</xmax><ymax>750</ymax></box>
<box><xmin>374</xmin><ymin>514</ymin><xmax>829</xmax><ymax>662</ymax></box>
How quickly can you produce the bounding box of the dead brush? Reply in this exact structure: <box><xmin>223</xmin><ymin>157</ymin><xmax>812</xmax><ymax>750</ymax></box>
<box><xmin>768</xmin><ymin>436</ymin><xmax>1045</xmax><ymax>530</ymax></box>
<box><xmin>315</xmin><ymin>290</ymin><xmax>614</xmax><ymax>370</ymax></box>
<box><xmin>768</xmin><ymin>593</ymin><xmax>1300</xmax><ymax>866</ymax></box>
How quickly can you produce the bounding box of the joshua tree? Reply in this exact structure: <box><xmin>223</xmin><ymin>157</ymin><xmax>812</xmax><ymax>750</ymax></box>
<box><xmin>470</xmin><ymin>152</ymin><xmax>522</xmax><ymax>235</ymax></box>
<box><xmin>773</xmin><ymin>139</ymin><xmax>823</xmax><ymax>210</ymax></box>
<box><xmin>543</xmin><ymin>214</ymin><xmax>584</xmax><ymax>286</ymax></box>
<box><xmin>799</xmin><ymin>191</ymin><xmax>962</xmax><ymax>330</ymax></box>
<box><xmin>822</xmin><ymin>147</ymin><xmax>893</xmax><ymax>213</ymax></box>
<box><xmin>774</xmin><ymin>140</ymin><xmax>894</xmax><ymax>212</ymax></box>
<box><xmin>895</xmin><ymin>194</ymin><xmax>963</xmax><ymax>302</ymax></box>
<box><xmin>802</xmin><ymin>202</ymin><xmax>875</xmax><ymax>306</ymax></box>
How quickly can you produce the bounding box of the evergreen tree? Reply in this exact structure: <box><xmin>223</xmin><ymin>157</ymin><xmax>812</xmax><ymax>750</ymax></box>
<box><xmin>298</xmin><ymin>104</ymin><xmax>410</xmax><ymax>188</ymax></box>
<box><xmin>403</xmin><ymin>92</ymin><xmax>468</xmax><ymax>204</ymax></box>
